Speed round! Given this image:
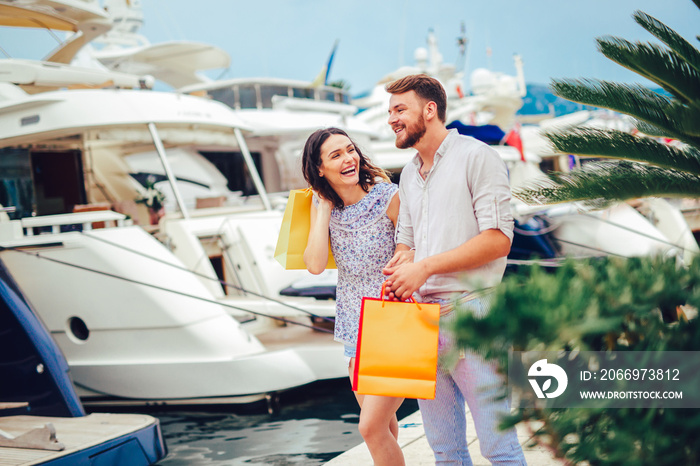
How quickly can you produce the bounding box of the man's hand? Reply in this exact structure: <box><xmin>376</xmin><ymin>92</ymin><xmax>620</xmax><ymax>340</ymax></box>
<box><xmin>384</xmin><ymin>261</ymin><xmax>430</xmax><ymax>302</ymax></box>
<box><xmin>382</xmin><ymin>248</ymin><xmax>415</xmax><ymax>275</ymax></box>
<box><xmin>382</xmin><ymin>248</ymin><xmax>416</xmax><ymax>300</ymax></box>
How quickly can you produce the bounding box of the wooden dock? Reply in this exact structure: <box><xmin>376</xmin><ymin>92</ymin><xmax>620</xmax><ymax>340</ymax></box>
<box><xmin>0</xmin><ymin>413</ymin><xmax>160</xmax><ymax>466</ymax></box>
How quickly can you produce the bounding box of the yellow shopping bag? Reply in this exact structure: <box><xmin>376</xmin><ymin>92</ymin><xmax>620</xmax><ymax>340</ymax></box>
<box><xmin>274</xmin><ymin>188</ymin><xmax>336</xmax><ymax>269</ymax></box>
<box><xmin>352</xmin><ymin>284</ymin><xmax>440</xmax><ymax>399</ymax></box>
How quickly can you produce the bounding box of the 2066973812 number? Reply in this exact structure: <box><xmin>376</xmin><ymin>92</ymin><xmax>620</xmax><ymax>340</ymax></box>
<box><xmin>599</xmin><ymin>368</ymin><xmax>680</xmax><ymax>381</ymax></box>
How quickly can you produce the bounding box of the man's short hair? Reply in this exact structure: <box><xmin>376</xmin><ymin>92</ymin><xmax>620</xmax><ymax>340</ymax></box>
<box><xmin>385</xmin><ymin>74</ymin><xmax>447</xmax><ymax>123</ymax></box>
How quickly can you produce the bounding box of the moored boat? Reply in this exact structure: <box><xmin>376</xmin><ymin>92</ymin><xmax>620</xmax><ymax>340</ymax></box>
<box><xmin>0</xmin><ymin>0</ymin><xmax>346</xmax><ymax>407</ymax></box>
<box><xmin>0</xmin><ymin>255</ymin><xmax>167</xmax><ymax>463</ymax></box>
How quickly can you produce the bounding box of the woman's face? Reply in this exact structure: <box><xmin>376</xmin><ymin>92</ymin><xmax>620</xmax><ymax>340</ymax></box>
<box><xmin>318</xmin><ymin>134</ymin><xmax>361</xmax><ymax>189</ymax></box>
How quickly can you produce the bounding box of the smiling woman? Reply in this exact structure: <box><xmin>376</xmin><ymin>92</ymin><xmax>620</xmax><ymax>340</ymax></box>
<box><xmin>298</xmin><ymin>127</ymin><xmax>407</xmax><ymax>465</ymax></box>
<box><xmin>318</xmin><ymin>134</ymin><xmax>362</xmax><ymax>193</ymax></box>
<box><xmin>301</xmin><ymin>128</ymin><xmax>392</xmax><ymax>211</ymax></box>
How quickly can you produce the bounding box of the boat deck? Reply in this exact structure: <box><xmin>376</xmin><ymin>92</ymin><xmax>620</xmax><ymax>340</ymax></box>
<box><xmin>254</xmin><ymin>317</ymin><xmax>335</xmax><ymax>350</ymax></box>
<box><xmin>326</xmin><ymin>408</ymin><xmax>563</xmax><ymax>465</ymax></box>
<box><xmin>0</xmin><ymin>413</ymin><xmax>160</xmax><ymax>466</ymax></box>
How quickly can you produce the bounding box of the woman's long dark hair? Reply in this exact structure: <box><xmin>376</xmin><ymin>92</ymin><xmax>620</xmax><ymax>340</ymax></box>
<box><xmin>302</xmin><ymin>127</ymin><xmax>391</xmax><ymax>208</ymax></box>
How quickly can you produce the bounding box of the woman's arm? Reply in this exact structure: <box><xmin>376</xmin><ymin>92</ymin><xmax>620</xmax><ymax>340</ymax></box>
<box><xmin>303</xmin><ymin>195</ymin><xmax>333</xmax><ymax>274</ymax></box>
<box><xmin>386</xmin><ymin>191</ymin><xmax>400</xmax><ymax>228</ymax></box>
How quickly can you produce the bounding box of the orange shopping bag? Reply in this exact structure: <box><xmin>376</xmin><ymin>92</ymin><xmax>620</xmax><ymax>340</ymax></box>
<box><xmin>352</xmin><ymin>284</ymin><xmax>440</xmax><ymax>399</ymax></box>
<box><xmin>274</xmin><ymin>188</ymin><xmax>336</xmax><ymax>269</ymax></box>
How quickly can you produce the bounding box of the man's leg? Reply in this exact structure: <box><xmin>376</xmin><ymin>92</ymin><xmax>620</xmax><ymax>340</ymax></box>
<box><xmin>418</xmin><ymin>330</ymin><xmax>472</xmax><ymax>465</ymax></box>
<box><xmin>447</xmin><ymin>295</ymin><xmax>526</xmax><ymax>465</ymax></box>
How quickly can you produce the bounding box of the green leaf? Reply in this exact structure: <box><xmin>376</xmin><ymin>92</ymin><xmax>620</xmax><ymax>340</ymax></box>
<box><xmin>597</xmin><ymin>37</ymin><xmax>700</xmax><ymax>109</ymax></box>
<box><xmin>634</xmin><ymin>120</ymin><xmax>676</xmax><ymax>139</ymax></box>
<box><xmin>544</xmin><ymin>128</ymin><xmax>700</xmax><ymax>175</ymax></box>
<box><xmin>634</xmin><ymin>10</ymin><xmax>700</xmax><ymax>75</ymax></box>
<box><xmin>551</xmin><ymin>79</ymin><xmax>700</xmax><ymax>145</ymax></box>
<box><xmin>514</xmin><ymin>161</ymin><xmax>700</xmax><ymax>208</ymax></box>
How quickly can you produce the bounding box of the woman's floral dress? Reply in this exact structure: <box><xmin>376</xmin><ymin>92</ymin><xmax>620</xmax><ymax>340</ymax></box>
<box><xmin>328</xmin><ymin>182</ymin><xmax>398</xmax><ymax>346</ymax></box>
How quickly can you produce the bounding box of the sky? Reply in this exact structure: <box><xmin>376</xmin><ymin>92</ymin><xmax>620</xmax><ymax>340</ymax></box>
<box><xmin>3</xmin><ymin>0</ymin><xmax>699</xmax><ymax>95</ymax></box>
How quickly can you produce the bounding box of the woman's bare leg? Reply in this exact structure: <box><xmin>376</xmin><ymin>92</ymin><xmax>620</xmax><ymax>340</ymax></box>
<box><xmin>349</xmin><ymin>358</ymin><xmax>405</xmax><ymax>466</ymax></box>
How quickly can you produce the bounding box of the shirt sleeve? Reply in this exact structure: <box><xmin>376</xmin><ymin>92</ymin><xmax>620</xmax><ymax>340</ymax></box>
<box><xmin>468</xmin><ymin>145</ymin><xmax>514</xmax><ymax>242</ymax></box>
<box><xmin>395</xmin><ymin>176</ymin><xmax>415</xmax><ymax>248</ymax></box>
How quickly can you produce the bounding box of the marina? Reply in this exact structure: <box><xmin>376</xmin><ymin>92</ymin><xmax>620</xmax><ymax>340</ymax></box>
<box><xmin>144</xmin><ymin>379</ymin><xmax>417</xmax><ymax>466</ymax></box>
<box><xmin>1</xmin><ymin>0</ymin><xmax>698</xmax><ymax>464</ymax></box>
<box><xmin>0</xmin><ymin>0</ymin><xmax>352</xmax><ymax>408</ymax></box>
<box><xmin>111</xmin><ymin>381</ymin><xmax>562</xmax><ymax>466</ymax></box>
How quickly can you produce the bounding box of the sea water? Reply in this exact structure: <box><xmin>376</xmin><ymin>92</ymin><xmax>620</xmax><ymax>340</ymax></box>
<box><xmin>145</xmin><ymin>379</ymin><xmax>418</xmax><ymax>465</ymax></box>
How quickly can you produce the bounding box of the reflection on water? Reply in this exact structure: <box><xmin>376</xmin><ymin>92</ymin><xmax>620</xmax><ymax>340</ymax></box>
<box><xmin>148</xmin><ymin>379</ymin><xmax>418</xmax><ymax>465</ymax></box>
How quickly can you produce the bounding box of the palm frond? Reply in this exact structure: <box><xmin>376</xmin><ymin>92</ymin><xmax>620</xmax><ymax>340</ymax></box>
<box><xmin>634</xmin><ymin>120</ymin><xmax>677</xmax><ymax>139</ymax></box>
<box><xmin>597</xmin><ymin>37</ymin><xmax>700</xmax><ymax>108</ymax></box>
<box><xmin>514</xmin><ymin>161</ymin><xmax>700</xmax><ymax>208</ymax></box>
<box><xmin>551</xmin><ymin>79</ymin><xmax>700</xmax><ymax>145</ymax></box>
<box><xmin>544</xmin><ymin>128</ymin><xmax>700</xmax><ymax>175</ymax></box>
<box><xmin>633</xmin><ymin>10</ymin><xmax>700</xmax><ymax>75</ymax></box>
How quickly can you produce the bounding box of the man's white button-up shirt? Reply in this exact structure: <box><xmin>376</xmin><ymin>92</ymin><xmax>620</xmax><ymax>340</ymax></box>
<box><xmin>395</xmin><ymin>129</ymin><xmax>514</xmax><ymax>300</ymax></box>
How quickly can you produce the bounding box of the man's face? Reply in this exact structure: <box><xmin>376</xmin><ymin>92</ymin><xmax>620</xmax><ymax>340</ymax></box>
<box><xmin>388</xmin><ymin>91</ymin><xmax>427</xmax><ymax>149</ymax></box>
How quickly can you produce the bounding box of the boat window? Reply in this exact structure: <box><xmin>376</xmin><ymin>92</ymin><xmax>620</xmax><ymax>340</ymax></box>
<box><xmin>208</xmin><ymin>86</ymin><xmax>236</xmax><ymax>109</ymax></box>
<box><xmin>31</xmin><ymin>150</ymin><xmax>86</xmax><ymax>216</ymax></box>
<box><xmin>319</xmin><ymin>90</ymin><xmax>336</xmax><ymax>102</ymax></box>
<box><xmin>338</xmin><ymin>92</ymin><xmax>350</xmax><ymax>104</ymax></box>
<box><xmin>199</xmin><ymin>151</ymin><xmax>263</xmax><ymax>196</ymax></box>
<box><xmin>238</xmin><ymin>85</ymin><xmax>258</xmax><ymax>109</ymax></box>
<box><xmin>292</xmin><ymin>87</ymin><xmax>314</xmax><ymax>100</ymax></box>
<box><xmin>260</xmin><ymin>85</ymin><xmax>290</xmax><ymax>108</ymax></box>
<box><xmin>0</xmin><ymin>148</ymin><xmax>34</xmax><ymax>220</ymax></box>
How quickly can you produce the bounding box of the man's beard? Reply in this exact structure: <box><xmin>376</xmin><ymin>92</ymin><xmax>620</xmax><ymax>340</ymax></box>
<box><xmin>395</xmin><ymin>116</ymin><xmax>427</xmax><ymax>149</ymax></box>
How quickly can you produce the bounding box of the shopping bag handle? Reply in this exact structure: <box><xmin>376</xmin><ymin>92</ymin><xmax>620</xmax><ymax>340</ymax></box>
<box><xmin>381</xmin><ymin>281</ymin><xmax>422</xmax><ymax>310</ymax></box>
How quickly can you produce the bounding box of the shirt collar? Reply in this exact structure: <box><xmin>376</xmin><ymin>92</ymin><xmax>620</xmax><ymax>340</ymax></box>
<box><xmin>435</xmin><ymin>129</ymin><xmax>458</xmax><ymax>161</ymax></box>
<box><xmin>410</xmin><ymin>128</ymin><xmax>459</xmax><ymax>167</ymax></box>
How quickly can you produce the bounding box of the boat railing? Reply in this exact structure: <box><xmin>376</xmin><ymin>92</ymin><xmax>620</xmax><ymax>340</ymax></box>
<box><xmin>270</xmin><ymin>95</ymin><xmax>357</xmax><ymax>116</ymax></box>
<box><xmin>17</xmin><ymin>211</ymin><xmax>127</xmax><ymax>237</ymax></box>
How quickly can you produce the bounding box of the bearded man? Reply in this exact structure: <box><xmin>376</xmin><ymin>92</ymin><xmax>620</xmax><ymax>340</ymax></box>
<box><xmin>383</xmin><ymin>74</ymin><xmax>527</xmax><ymax>466</ymax></box>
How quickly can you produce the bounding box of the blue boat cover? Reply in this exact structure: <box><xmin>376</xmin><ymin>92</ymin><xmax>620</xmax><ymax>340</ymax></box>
<box><xmin>0</xmin><ymin>259</ymin><xmax>85</xmax><ymax>417</ymax></box>
<box><xmin>446</xmin><ymin>121</ymin><xmax>506</xmax><ymax>145</ymax></box>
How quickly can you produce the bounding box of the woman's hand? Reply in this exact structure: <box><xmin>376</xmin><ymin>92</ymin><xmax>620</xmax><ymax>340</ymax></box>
<box><xmin>383</xmin><ymin>248</ymin><xmax>415</xmax><ymax>275</ymax></box>
<box><xmin>383</xmin><ymin>261</ymin><xmax>430</xmax><ymax>302</ymax></box>
<box><xmin>315</xmin><ymin>191</ymin><xmax>333</xmax><ymax>214</ymax></box>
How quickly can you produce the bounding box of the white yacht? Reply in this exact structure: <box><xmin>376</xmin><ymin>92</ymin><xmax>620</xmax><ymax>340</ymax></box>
<box><xmin>82</xmin><ymin>0</ymin><xmax>376</xmax><ymax>197</ymax></box>
<box><xmin>0</xmin><ymin>0</ymin><xmax>346</xmax><ymax>406</ymax></box>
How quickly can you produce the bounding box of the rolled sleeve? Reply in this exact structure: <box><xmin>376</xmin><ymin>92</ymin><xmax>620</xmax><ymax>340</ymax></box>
<box><xmin>477</xmin><ymin>195</ymin><xmax>514</xmax><ymax>242</ymax></box>
<box><xmin>469</xmin><ymin>146</ymin><xmax>514</xmax><ymax>242</ymax></box>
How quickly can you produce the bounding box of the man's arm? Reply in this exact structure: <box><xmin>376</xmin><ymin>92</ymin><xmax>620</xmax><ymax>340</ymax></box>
<box><xmin>384</xmin><ymin>228</ymin><xmax>510</xmax><ymax>301</ymax></box>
